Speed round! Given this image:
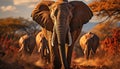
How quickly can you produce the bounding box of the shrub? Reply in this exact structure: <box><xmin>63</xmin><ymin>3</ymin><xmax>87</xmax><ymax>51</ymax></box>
<box><xmin>0</xmin><ymin>34</ymin><xmax>19</xmax><ymax>58</ymax></box>
<box><xmin>101</xmin><ymin>28</ymin><xmax>120</xmax><ymax>56</ymax></box>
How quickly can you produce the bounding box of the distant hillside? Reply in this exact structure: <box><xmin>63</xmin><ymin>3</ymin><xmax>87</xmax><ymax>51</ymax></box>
<box><xmin>0</xmin><ymin>17</ymin><xmax>41</xmax><ymax>36</ymax></box>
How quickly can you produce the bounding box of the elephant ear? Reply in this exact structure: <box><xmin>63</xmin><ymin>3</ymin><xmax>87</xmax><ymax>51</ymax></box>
<box><xmin>31</xmin><ymin>1</ymin><xmax>55</xmax><ymax>32</ymax></box>
<box><xmin>69</xmin><ymin>1</ymin><xmax>93</xmax><ymax>32</ymax></box>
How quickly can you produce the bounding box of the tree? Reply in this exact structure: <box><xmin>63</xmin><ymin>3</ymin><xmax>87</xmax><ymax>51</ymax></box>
<box><xmin>89</xmin><ymin>0</ymin><xmax>120</xmax><ymax>40</ymax></box>
<box><xmin>89</xmin><ymin>0</ymin><xmax>120</xmax><ymax>21</ymax></box>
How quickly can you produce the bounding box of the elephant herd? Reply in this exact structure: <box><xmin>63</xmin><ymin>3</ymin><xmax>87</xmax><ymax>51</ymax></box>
<box><xmin>19</xmin><ymin>31</ymin><xmax>100</xmax><ymax>68</ymax></box>
<box><xmin>19</xmin><ymin>30</ymin><xmax>50</xmax><ymax>63</ymax></box>
<box><xmin>18</xmin><ymin>0</ymin><xmax>100</xmax><ymax>69</ymax></box>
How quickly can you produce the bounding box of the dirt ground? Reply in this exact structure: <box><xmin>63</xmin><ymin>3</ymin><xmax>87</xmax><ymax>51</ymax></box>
<box><xmin>0</xmin><ymin>51</ymin><xmax>115</xmax><ymax>69</ymax></box>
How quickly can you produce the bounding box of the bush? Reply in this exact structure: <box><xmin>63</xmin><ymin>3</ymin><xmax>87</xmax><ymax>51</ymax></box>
<box><xmin>0</xmin><ymin>34</ymin><xmax>19</xmax><ymax>58</ymax></box>
<box><xmin>101</xmin><ymin>28</ymin><xmax>120</xmax><ymax>56</ymax></box>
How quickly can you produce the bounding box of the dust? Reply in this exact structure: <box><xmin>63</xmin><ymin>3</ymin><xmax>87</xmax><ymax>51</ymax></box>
<box><xmin>72</xmin><ymin>50</ymin><xmax>120</xmax><ymax>69</ymax></box>
<box><xmin>73</xmin><ymin>57</ymin><xmax>112</xmax><ymax>67</ymax></box>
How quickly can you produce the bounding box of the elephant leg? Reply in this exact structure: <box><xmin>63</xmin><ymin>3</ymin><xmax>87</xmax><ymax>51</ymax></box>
<box><xmin>42</xmin><ymin>44</ymin><xmax>50</xmax><ymax>64</ymax></box>
<box><xmin>46</xmin><ymin>46</ymin><xmax>50</xmax><ymax>63</ymax></box>
<box><xmin>91</xmin><ymin>47</ymin><xmax>95</xmax><ymax>55</ymax></box>
<box><xmin>85</xmin><ymin>45</ymin><xmax>91</xmax><ymax>60</ymax></box>
<box><xmin>52</xmin><ymin>43</ymin><xmax>62</xmax><ymax>69</ymax></box>
<box><xmin>91</xmin><ymin>45</ymin><xmax>97</xmax><ymax>58</ymax></box>
<box><xmin>42</xmin><ymin>48</ymin><xmax>49</xmax><ymax>64</ymax></box>
<box><xmin>67</xmin><ymin>44</ymin><xmax>74</xmax><ymax>68</ymax></box>
<box><xmin>47</xmin><ymin>32</ymin><xmax>53</xmax><ymax>66</ymax></box>
<box><xmin>67</xmin><ymin>30</ymin><xmax>81</xmax><ymax>68</ymax></box>
<box><xmin>40</xmin><ymin>44</ymin><xmax>44</xmax><ymax>59</ymax></box>
<box><xmin>92</xmin><ymin>45</ymin><xmax>98</xmax><ymax>54</ymax></box>
<box><xmin>40</xmin><ymin>41</ymin><xmax>49</xmax><ymax>64</ymax></box>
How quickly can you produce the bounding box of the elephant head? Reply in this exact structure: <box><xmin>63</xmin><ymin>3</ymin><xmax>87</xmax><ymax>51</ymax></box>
<box><xmin>19</xmin><ymin>34</ymin><xmax>36</xmax><ymax>55</ymax></box>
<box><xmin>32</xmin><ymin>0</ymin><xmax>93</xmax><ymax>68</ymax></box>
<box><xmin>80</xmin><ymin>32</ymin><xmax>100</xmax><ymax>59</ymax></box>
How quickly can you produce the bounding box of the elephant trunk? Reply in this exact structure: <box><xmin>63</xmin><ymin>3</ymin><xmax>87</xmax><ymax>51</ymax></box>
<box><xmin>51</xmin><ymin>7</ymin><xmax>72</xmax><ymax>67</ymax></box>
<box><xmin>56</xmin><ymin>25</ymin><xmax>69</xmax><ymax>69</ymax></box>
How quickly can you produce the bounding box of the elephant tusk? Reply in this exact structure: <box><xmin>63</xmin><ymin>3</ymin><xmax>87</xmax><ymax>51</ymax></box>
<box><xmin>46</xmin><ymin>48</ymin><xmax>49</xmax><ymax>54</ymax></box>
<box><xmin>19</xmin><ymin>44</ymin><xmax>24</xmax><ymax>52</ymax></box>
<box><xmin>51</xmin><ymin>28</ymin><xmax>56</xmax><ymax>47</ymax></box>
<box><xmin>51</xmin><ymin>35</ymin><xmax>54</xmax><ymax>46</ymax></box>
<box><xmin>38</xmin><ymin>46</ymin><xmax>41</xmax><ymax>52</ymax></box>
<box><xmin>38</xmin><ymin>50</ymin><xmax>40</xmax><ymax>53</ymax></box>
<box><xmin>38</xmin><ymin>40</ymin><xmax>42</xmax><ymax>52</ymax></box>
<box><xmin>46</xmin><ymin>46</ymin><xmax>50</xmax><ymax>54</ymax></box>
<box><xmin>68</xmin><ymin>30</ymin><xmax>72</xmax><ymax>46</ymax></box>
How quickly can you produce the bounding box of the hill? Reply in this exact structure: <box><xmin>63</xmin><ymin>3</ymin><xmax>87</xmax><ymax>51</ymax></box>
<box><xmin>0</xmin><ymin>17</ymin><xmax>41</xmax><ymax>37</ymax></box>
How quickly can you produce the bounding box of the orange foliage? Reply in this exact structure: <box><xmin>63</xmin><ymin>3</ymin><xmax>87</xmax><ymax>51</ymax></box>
<box><xmin>102</xmin><ymin>28</ymin><xmax>120</xmax><ymax>56</ymax></box>
<box><xmin>89</xmin><ymin>0</ymin><xmax>120</xmax><ymax>19</ymax></box>
<box><xmin>0</xmin><ymin>34</ymin><xmax>19</xmax><ymax>57</ymax></box>
<box><xmin>89</xmin><ymin>0</ymin><xmax>120</xmax><ymax>12</ymax></box>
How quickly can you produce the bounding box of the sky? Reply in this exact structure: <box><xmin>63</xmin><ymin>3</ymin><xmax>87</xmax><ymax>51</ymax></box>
<box><xmin>0</xmin><ymin>0</ymin><xmax>92</xmax><ymax>20</ymax></box>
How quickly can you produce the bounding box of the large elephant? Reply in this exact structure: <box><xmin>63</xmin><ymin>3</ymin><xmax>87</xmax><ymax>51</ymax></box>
<box><xmin>31</xmin><ymin>0</ymin><xmax>93</xmax><ymax>69</ymax></box>
<box><xmin>19</xmin><ymin>34</ymin><xmax>36</xmax><ymax>55</ymax></box>
<box><xmin>36</xmin><ymin>31</ymin><xmax>50</xmax><ymax>63</ymax></box>
<box><xmin>80</xmin><ymin>32</ymin><xmax>100</xmax><ymax>59</ymax></box>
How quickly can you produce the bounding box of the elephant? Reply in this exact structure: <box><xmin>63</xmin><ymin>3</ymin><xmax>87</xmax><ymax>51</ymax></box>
<box><xmin>36</xmin><ymin>31</ymin><xmax>50</xmax><ymax>64</ymax></box>
<box><xmin>19</xmin><ymin>34</ymin><xmax>36</xmax><ymax>55</ymax></box>
<box><xmin>31</xmin><ymin>0</ymin><xmax>93</xmax><ymax>69</ymax></box>
<box><xmin>79</xmin><ymin>32</ymin><xmax>100</xmax><ymax>59</ymax></box>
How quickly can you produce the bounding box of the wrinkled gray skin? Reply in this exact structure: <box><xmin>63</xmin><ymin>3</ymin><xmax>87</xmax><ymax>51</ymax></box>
<box><xmin>19</xmin><ymin>34</ymin><xmax>36</xmax><ymax>55</ymax></box>
<box><xmin>31</xmin><ymin>0</ymin><xmax>93</xmax><ymax>69</ymax></box>
<box><xmin>36</xmin><ymin>31</ymin><xmax>50</xmax><ymax>63</ymax></box>
<box><xmin>80</xmin><ymin>32</ymin><xmax>100</xmax><ymax>59</ymax></box>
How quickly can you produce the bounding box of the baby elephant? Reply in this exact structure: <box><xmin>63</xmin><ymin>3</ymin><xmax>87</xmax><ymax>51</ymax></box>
<box><xmin>19</xmin><ymin>34</ymin><xmax>36</xmax><ymax>55</ymax></box>
<box><xmin>36</xmin><ymin>31</ymin><xmax>50</xmax><ymax>63</ymax></box>
<box><xmin>80</xmin><ymin>32</ymin><xmax>99</xmax><ymax>59</ymax></box>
